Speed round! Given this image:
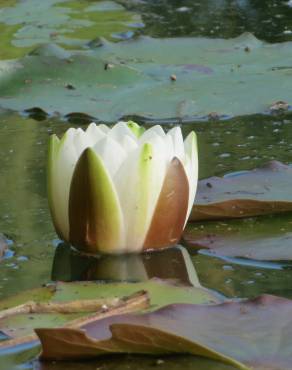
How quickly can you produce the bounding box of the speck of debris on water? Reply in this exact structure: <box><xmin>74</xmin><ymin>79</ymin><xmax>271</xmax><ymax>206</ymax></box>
<box><xmin>101</xmin><ymin>304</ymin><xmax>108</xmax><ymax>312</ymax></box>
<box><xmin>270</xmin><ymin>100</ymin><xmax>289</xmax><ymax>112</ymax></box>
<box><xmin>170</xmin><ymin>74</ymin><xmax>177</xmax><ymax>81</ymax></box>
<box><xmin>208</xmin><ymin>112</ymin><xmax>220</xmax><ymax>120</ymax></box>
<box><xmin>244</xmin><ymin>46</ymin><xmax>250</xmax><ymax>52</ymax></box>
<box><xmin>104</xmin><ymin>63</ymin><xmax>114</xmax><ymax>70</ymax></box>
<box><xmin>65</xmin><ymin>83</ymin><xmax>76</xmax><ymax>90</ymax></box>
<box><xmin>154</xmin><ymin>359</ymin><xmax>165</xmax><ymax>366</ymax></box>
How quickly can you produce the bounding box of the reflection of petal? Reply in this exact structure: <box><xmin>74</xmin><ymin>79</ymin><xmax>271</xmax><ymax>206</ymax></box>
<box><xmin>93</xmin><ymin>255</ymin><xmax>148</xmax><ymax>281</ymax></box>
<box><xmin>51</xmin><ymin>243</ymin><xmax>199</xmax><ymax>287</ymax></box>
<box><xmin>143</xmin><ymin>157</ymin><xmax>189</xmax><ymax>250</ymax></box>
<box><xmin>69</xmin><ymin>148</ymin><xmax>124</xmax><ymax>254</ymax></box>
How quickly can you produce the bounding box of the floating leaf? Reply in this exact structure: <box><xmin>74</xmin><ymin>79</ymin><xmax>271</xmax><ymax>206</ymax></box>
<box><xmin>184</xmin><ymin>214</ymin><xmax>292</xmax><ymax>261</ymax></box>
<box><xmin>36</xmin><ymin>295</ymin><xmax>292</xmax><ymax>369</ymax></box>
<box><xmin>35</xmin><ymin>355</ymin><xmax>239</xmax><ymax>370</ymax></box>
<box><xmin>0</xmin><ymin>286</ymin><xmax>55</xmax><ymax>311</ymax></box>
<box><xmin>52</xmin><ymin>279</ymin><xmax>219</xmax><ymax>308</ymax></box>
<box><xmin>0</xmin><ymin>279</ymin><xmax>218</xmax><ymax>344</ymax></box>
<box><xmin>1</xmin><ymin>34</ymin><xmax>292</xmax><ymax>119</ymax></box>
<box><xmin>191</xmin><ymin>161</ymin><xmax>292</xmax><ymax>221</ymax></box>
<box><xmin>0</xmin><ymin>0</ymin><xmax>142</xmax><ymax>59</ymax></box>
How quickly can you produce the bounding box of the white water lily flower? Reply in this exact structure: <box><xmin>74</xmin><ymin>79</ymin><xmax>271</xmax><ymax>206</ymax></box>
<box><xmin>48</xmin><ymin>121</ymin><xmax>198</xmax><ymax>254</ymax></box>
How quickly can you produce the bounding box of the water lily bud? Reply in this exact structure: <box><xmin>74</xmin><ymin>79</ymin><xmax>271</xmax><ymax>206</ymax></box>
<box><xmin>48</xmin><ymin>121</ymin><xmax>198</xmax><ymax>254</ymax></box>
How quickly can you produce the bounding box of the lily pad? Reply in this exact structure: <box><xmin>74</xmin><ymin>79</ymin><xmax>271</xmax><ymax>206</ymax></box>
<box><xmin>1</xmin><ymin>34</ymin><xmax>292</xmax><ymax>119</ymax></box>
<box><xmin>35</xmin><ymin>355</ymin><xmax>238</xmax><ymax>370</ymax></box>
<box><xmin>184</xmin><ymin>214</ymin><xmax>292</xmax><ymax>261</ymax></box>
<box><xmin>0</xmin><ymin>279</ymin><xmax>218</xmax><ymax>343</ymax></box>
<box><xmin>0</xmin><ymin>0</ymin><xmax>142</xmax><ymax>59</ymax></box>
<box><xmin>36</xmin><ymin>295</ymin><xmax>292</xmax><ymax>369</ymax></box>
<box><xmin>52</xmin><ymin>279</ymin><xmax>219</xmax><ymax>308</ymax></box>
<box><xmin>0</xmin><ymin>286</ymin><xmax>55</xmax><ymax>311</ymax></box>
<box><xmin>191</xmin><ymin>161</ymin><xmax>292</xmax><ymax>221</ymax></box>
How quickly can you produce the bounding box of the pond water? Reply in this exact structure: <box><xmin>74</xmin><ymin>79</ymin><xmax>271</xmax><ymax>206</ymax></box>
<box><xmin>0</xmin><ymin>1</ymin><xmax>292</xmax><ymax>369</ymax></box>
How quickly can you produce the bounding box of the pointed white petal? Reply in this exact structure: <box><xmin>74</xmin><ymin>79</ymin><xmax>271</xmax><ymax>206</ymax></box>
<box><xmin>167</xmin><ymin>126</ymin><xmax>184</xmax><ymax>161</ymax></box>
<box><xmin>184</xmin><ymin>131</ymin><xmax>199</xmax><ymax>223</ymax></box>
<box><xmin>164</xmin><ymin>133</ymin><xmax>174</xmax><ymax>161</ymax></box>
<box><xmin>97</xmin><ymin>123</ymin><xmax>110</xmax><ymax>133</ymax></box>
<box><xmin>121</xmin><ymin>134</ymin><xmax>138</xmax><ymax>154</ymax></box>
<box><xmin>86</xmin><ymin>123</ymin><xmax>107</xmax><ymax>145</ymax></box>
<box><xmin>74</xmin><ymin>128</ymin><xmax>92</xmax><ymax>155</ymax></box>
<box><xmin>113</xmin><ymin>142</ymin><xmax>166</xmax><ymax>252</ymax></box>
<box><xmin>139</xmin><ymin>125</ymin><xmax>165</xmax><ymax>142</ymax></box>
<box><xmin>48</xmin><ymin>128</ymin><xmax>79</xmax><ymax>241</ymax></box>
<box><xmin>109</xmin><ymin>121</ymin><xmax>136</xmax><ymax>141</ymax></box>
<box><xmin>93</xmin><ymin>136</ymin><xmax>126</xmax><ymax>177</ymax></box>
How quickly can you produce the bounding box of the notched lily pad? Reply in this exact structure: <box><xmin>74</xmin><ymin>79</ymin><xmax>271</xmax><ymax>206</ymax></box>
<box><xmin>184</xmin><ymin>214</ymin><xmax>292</xmax><ymax>261</ymax></box>
<box><xmin>191</xmin><ymin>161</ymin><xmax>292</xmax><ymax>221</ymax></box>
<box><xmin>1</xmin><ymin>34</ymin><xmax>292</xmax><ymax>120</ymax></box>
<box><xmin>36</xmin><ymin>295</ymin><xmax>292</xmax><ymax>370</ymax></box>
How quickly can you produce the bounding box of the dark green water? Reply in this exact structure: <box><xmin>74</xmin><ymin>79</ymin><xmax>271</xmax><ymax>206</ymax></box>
<box><xmin>123</xmin><ymin>0</ymin><xmax>292</xmax><ymax>42</ymax></box>
<box><xmin>0</xmin><ymin>1</ymin><xmax>292</xmax><ymax>369</ymax></box>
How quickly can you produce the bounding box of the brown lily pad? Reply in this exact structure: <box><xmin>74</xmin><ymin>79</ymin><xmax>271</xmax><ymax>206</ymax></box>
<box><xmin>183</xmin><ymin>214</ymin><xmax>292</xmax><ymax>261</ymax></box>
<box><xmin>36</xmin><ymin>295</ymin><xmax>292</xmax><ymax>369</ymax></box>
<box><xmin>191</xmin><ymin>161</ymin><xmax>292</xmax><ymax>221</ymax></box>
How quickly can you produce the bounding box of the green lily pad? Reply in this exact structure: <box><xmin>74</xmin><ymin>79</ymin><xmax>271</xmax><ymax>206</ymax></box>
<box><xmin>0</xmin><ymin>278</ymin><xmax>218</xmax><ymax>342</ymax></box>
<box><xmin>1</xmin><ymin>34</ymin><xmax>292</xmax><ymax>120</ymax></box>
<box><xmin>0</xmin><ymin>0</ymin><xmax>142</xmax><ymax>59</ymax></box>
<box><xmin>1</xmin><ymin>312</ymin><xmax>81</xmax><ymax>339</ymax></box>
<box><xmin>36</xmin><ymin>295</ymin><xmax>292</xmax><ymax>369</ymax></box>
<box><xmin>184</xmin><ymin>214</ymin><xmax>292</xmax><ymax>261</ymax></box>
<box><xmin>0</xmin><ymin>286</ymin><xmax>55</xmax><ymax>311</ymax></box>
<box><xmin>52</xmin><ymin>279</ymin><xmax>219</xmax><ymax>308</ymax></box>
<box><xmin>191</xmin><ymin>161</ymin><xmax>292</xmax><ymax>221</ymax></box>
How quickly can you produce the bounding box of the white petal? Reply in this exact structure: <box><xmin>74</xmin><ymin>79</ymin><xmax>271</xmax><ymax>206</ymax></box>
<box><xmin>50</xmin><ymin>128</ymin><xmax>79</xmax><ymax>240</ymax></box>
<box><xmin>109</xmin><ymin>121</ymin><xmax>136</xmax><ymax>141</ymax></box>
<box><xmin>164</xmin><ymin>133</ymin><xmax>174</xmax><ymax>161</ymax></box>
<box><xmin>97</xmin><ymin>123</ymin><xmax>110</xmax><ymax>133</ymax></box>
<box><xmin>120</xmin><ymin>134</ymin><xmax>138</xmax><ymax>154</ymax></box>
<box><xmin>184</xmin><ymin>131</ymin><xmax>199</xmax><ymax>224</ymax></box>
<box><xmin>113</xmin><ymin>142</ymin><xmax>166</xmax><ymax>252</ymax></box>
<box><xmin>139</xmin><ymin>125</ymin><xmax>165</xmax><ymax>142</ymax></box>
<box><xmin>167</xmin><ymin>126</ymin><xmax>184</xmax><ymax>161</ymax></box>
<box><xmin>74</xmin><ymin>128</ymin><xmax>92</xmax><ymax>155</ymax></box>
<box><xmin>86</xmin><ymin>123</ymin><xmax>107</xmax><ymax>145</ymax></box>
<box><xmin>93</xmin><ymin>136</ymin><xmax>126</xmax><ymax>177</ymax></box>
